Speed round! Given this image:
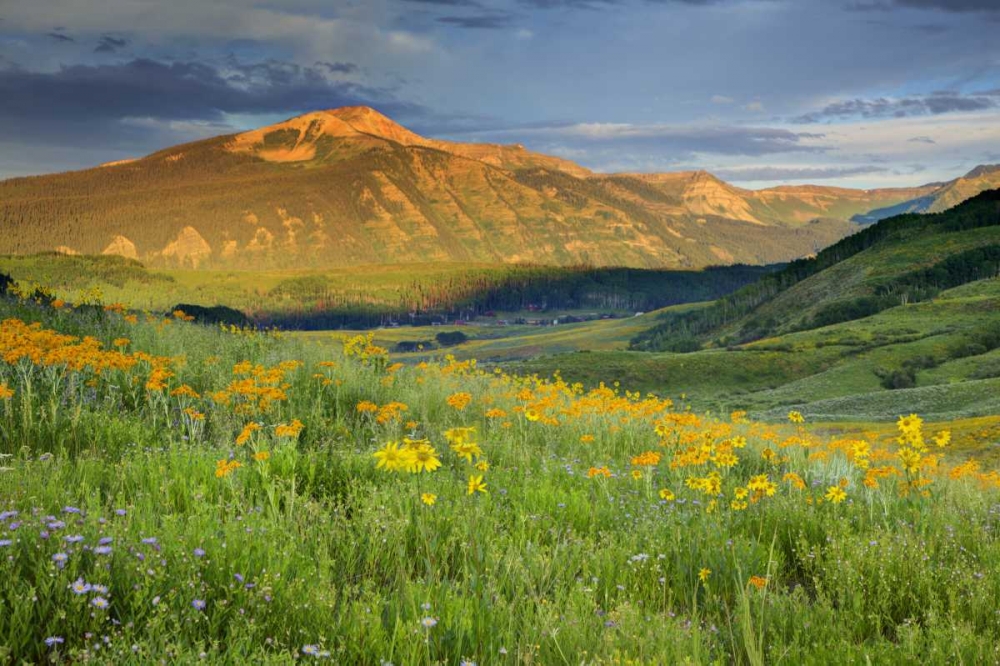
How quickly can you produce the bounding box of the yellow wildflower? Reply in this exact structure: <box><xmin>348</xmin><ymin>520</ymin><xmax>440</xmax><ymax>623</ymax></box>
<box><xmin>467</xmin><ymin>475</ymin><xmax>488</xmax><ymax>495</ymax></box>
<box><xmin>825</xmin><ymin>486</ymin><xmax>847</xmax><ymax>503</ymax></box>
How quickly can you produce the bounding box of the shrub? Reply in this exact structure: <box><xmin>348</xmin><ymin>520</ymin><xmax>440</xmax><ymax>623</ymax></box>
<box><xmin>435</xmin><ymin>331</ymin><xmax>468</xmax><ymax>347</ymax></box>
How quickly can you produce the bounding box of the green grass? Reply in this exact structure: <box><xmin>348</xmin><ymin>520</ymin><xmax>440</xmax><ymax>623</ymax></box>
<box><xmin>2</xmin><ymin>294</ymin><xmax>1000</xmax><ymax>662</ymax></box>
<box><xmin>518</xmin><ymin>277</ymin><xmax>1000</xmax><ymax>420</ymax></box>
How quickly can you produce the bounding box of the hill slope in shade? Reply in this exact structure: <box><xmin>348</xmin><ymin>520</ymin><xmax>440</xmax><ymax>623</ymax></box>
<box><xmin>1</xmin><ymin>106</ymin><xmax>993</xmax><ymax>269</ymax></box>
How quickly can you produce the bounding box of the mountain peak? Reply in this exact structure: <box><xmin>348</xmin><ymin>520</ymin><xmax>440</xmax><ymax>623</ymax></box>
<box><xmin>323</xmin><ymin>106</ymin><xmax>431</xmax><ymax>146</ymax></box>
<box><xmin>963</xmin><ymin>164</ymin><xmax>1000</xmax><ymax>180</ymax></box>
<box><xmin>225</xmin><ymin>106</ymin><xmax>434</xmax><ymax>162</ymax></box>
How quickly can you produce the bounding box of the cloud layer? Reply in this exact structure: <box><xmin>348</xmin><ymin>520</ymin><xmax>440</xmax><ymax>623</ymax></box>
<box><xmin>0</xmin><ymin>0</ymin><xmax>998</xmax><ymax>185</ymax></box>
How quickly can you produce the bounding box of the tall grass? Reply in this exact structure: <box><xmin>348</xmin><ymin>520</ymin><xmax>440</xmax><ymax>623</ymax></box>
<box><xmin>0</xmin><ymin>297</ymin><xmax>998</xmax><ymax>663</ymax></box>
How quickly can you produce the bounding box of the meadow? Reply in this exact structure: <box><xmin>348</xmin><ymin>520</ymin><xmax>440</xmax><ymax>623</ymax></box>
<box><xmin>1</xmin><ymin>291</ymin><xmax>1000</xmax><ymax>664</ymax></box>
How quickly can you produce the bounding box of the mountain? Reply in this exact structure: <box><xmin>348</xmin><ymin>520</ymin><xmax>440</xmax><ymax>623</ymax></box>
<box><xmin>0</xmin><ymin>106</ymin><xmax>989</xmax><ymax>269</ymax></box>
<box><xmin>851</xmin><ymin>164</ymin><xmax>1000</xmax><ymax>224</ymax></box>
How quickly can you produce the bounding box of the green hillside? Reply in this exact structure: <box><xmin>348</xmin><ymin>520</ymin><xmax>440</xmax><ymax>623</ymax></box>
<box><xmin>516</xmin><ymin>190</ymin><xmax>1000</xmax><ymax>421</ymax></box>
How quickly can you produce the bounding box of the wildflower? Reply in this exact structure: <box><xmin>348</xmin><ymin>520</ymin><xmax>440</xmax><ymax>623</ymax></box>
<box><xmin>94</xmin><ymin>546</ymin><xmax>112</xmax><ymax>555</ymax></box>
<box><xmin>783</xmin><ymin>472</ymin><xmax>807</xmax><ymax>490</ymax></box>
<box><xmin>303</xmin><ymin>645</ymin><xmax>320</xmax><ymax>656</ymax></box>
<box><xmin>897</xmin><ymin>413</ymin><xmax>923</xmax><ymax>434</ymax></box>
<box><xmin>421</xmin><ymin>493</ymin><xmax>437</xmax><ymax>506</ymax></box>
<box><xmin>0</xmin><ymin>539</ymin><xmax>11</xmax><ymax>547</ymax></box>
<box><xmin>0</xmin><ymin>384</ymin><xmax>13</xmax><ymax>400</ymax></box>
<box><xmin>193</xmin><ymin>548</ymin><xmax>206</xmax><ymax>557</ymax></box>
<box><xmin>45</xmin><ymin>637</ymin><xmax>64</xmax><ymax>647</ymax></box>
<box><xmin>524</xmin><ymin>408</ymin><xmax>541</xmax><ymax>422</ymax></box>
<box><xmin>275</xmin><ymin>419</ymin><xmax>305</xmax><ymax>438</ymax></box>
<box><xmin>825</xmin><ymin>486</ymin><xmax>847</xmax><ymax>504</ymax></box>
<box><xmin>451</xmin><ymin>440</ymin><xmax>483</xmax><ymax>463</ymax></box>
<box><xmin>235</xmin><ymin>423</ymin><xmax>260</xmax><ymax>446</ymax></box>
<box><xmin>698</xmin><ymin>568</ymin><xmax>711</xmax><ymax>583</ymax></box>
<box><xmin>52</xmin><ymin>552</ymin><xmax>68</xmax><ymax>567</ymax></box>
<box><xmin>252</xmin><ymin>451</ymin><xmax>270</xmax><ymax>462</ymax></box>
<box><xmin>467</xmin><ymin>475</ymin><xmax>488</xmax><ymax>495</ymax></box>
<box><xmin>215</xmin><ymin>459</ymin><xmax>242</xmax><ymax>478</ymax></box>
<box><xmin>71</xmin><ymin>578</ymin><xmax>92</xmax><ymax>594</ymax></box>
<box><xmin>659</xmin><ymin>489</ymin><xmax>675</xmax><ymax>501</ymax></box>
<box><xmin>170</xmin><ymin>384</ymin><xmax>200</xmax><ymax>399</ymax></box>
<box><xmin>631</xmin><ymin>451</ymin><xmax>661</xmax><ymax>467</ymax></box>
<box><xmin>631</xmin><ymin>470</ymin><xmax>643</xmax><ymax>480</ymax></box>
<box><xmin>373</xmin><ymin>441</ymin><xmax>409</xmax><ymax>472</ymax></box>
<box><xmin>580</xmin><ymin>434</ymin><xmax>595</xmax><ymax>444</ymax></box>
<box><xmin>421</xmin><ymin>617</ymin><xmax>438</xmax><ymax>628</ymax></box>
<box><xmin>92</xmin><ymin>584</ymin><xmax>109</xmax><ymax>594</ymax></box>
<box><xmin>356</xmin><ymin>400</ymin><xmax>378</xmax><ymax>414</ymax></box>
<box><xmin>91</xmin><ymin>597</ymin><xmax>109</xmax><ymax>609</ymax></box>
<box><xmin>934</xmin><ymin>430</ymin><xmax>951</xmax><ymax>448</ymax></box>
<box><xmin>447</xmin><ymin>392</ymin><xmax>472</xmax><ymax>410</ymax></box>
<box><xmin>192</xmin><ymin>599</ymin><xmax>207</xmax><ymax>611</ymax></box>
<box><xmin>406</xmin><ymin>444</ymin><xmax>442</xmax><ymax>474</ymax></box>
<box><xmin>788</xmin><ymin>411</ymin><xmax>804</xmax><ymax>424</ymax></box>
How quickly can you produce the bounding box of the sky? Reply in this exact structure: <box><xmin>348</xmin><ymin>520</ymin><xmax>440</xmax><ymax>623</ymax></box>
<box><xmin>1</xmin><ymin>0</ymin><xmax>999</xmax><ymax>188</ymax></box>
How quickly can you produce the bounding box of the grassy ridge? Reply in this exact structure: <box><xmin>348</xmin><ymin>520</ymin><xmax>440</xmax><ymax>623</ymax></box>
<box><xmin>631</xmin><ymin>189</ymin><xmax>1000</xmax><ymax>351</ymax></box>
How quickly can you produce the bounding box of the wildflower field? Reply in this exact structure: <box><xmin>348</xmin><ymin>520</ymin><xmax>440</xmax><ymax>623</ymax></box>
<box><xmin>1</xmin><ymin>295</ymin><xmax>1000</xmax><ymax>664</ymax></box>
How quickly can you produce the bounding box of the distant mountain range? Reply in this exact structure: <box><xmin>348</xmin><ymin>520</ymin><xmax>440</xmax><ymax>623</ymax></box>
<box><xmin>1</xmin><ymin>106</ymin><xmax>997</xmax><ymax>269</ymax></box>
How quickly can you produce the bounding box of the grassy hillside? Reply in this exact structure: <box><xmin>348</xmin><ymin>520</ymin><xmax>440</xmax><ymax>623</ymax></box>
<box><xmin>2</xmin><ymin>286</ymin><xmax>1000</xmax><ymax>662</ymax></box>
<box><xmin>632</xmin><ymin>188</ymin><xmax>1000</xmax><ymax>351</ymax></box>
<box><xmin>516</xmin><ymin>190</ymin><xmax>1000</xmax><ymax>421</ymax></box>
<box><xmin>0</xmin><ymin>106</ymin><xmax>965</xmax><ymax>271</ymax></box>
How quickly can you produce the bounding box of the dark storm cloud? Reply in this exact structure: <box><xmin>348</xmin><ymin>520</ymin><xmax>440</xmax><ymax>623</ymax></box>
<box><xmin>46</xmin><ymin>32</ymin><xmax>74</xmax><ymax>42</ymax></box>
<box><xmin>317</xmin><ymin>62</ymin><xmax>359</xmax><ymax>74</ymax></box>
<box><xmin>793</xmin><ymin>90</ymin><xmax>1000</xmax><ymax>122</ymax></box>
<box><xmin>714</xmin><ymin>165</ymin><xmax>889</xmax><ymax>181</ymax></box>
<box><xmin>437</xmin><ymin>13</ymin><xmax>516</xmax><ymax>28</ymax></box>
<box><xmin>94</xmin><ymin>35</ymin><xmax>129</xmax><ymax>53</ymax></box>
<box><xmin>0</xmin><ymin>58</ymin><xmax>419</xmax><ymax>125</ymax></box>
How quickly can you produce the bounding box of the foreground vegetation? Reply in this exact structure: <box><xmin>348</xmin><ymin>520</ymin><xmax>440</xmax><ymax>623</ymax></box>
<box><xmin>1</xmin><ymin>291</ymin><xmax>1000</xmax><ymax>663</ymax></box>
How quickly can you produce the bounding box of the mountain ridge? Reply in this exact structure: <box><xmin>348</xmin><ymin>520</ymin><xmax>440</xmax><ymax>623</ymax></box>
<box><xmin>1</xmin><ymin>106</ymin><xmax>997</xmax><ymax>270</ymax></box>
